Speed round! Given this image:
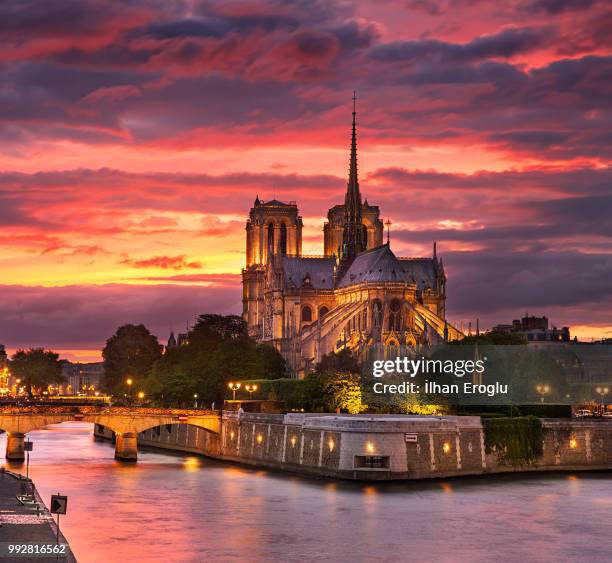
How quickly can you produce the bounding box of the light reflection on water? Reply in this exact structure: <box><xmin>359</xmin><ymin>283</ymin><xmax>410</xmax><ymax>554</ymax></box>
<box><xmin>2</xmin><ymin>423</ymin><xmax>612</xmax><ymax>563</ymax></box>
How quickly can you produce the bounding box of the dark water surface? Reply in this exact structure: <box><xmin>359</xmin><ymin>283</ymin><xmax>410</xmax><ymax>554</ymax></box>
<box><xmin>2</xmin><ymin>423</ymin><xmax>612</xmax><ymax>563</ymax></box>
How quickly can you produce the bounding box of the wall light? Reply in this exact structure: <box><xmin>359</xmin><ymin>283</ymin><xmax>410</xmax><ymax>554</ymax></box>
<box><xmin>256</xmin><ymin>434</ymin><xmax>263</xmax><ymax>444</ymax></box>
<box><xmin>569</xmin><ymin>438</ymin><xmax>578</xmax><ymax>449</ymax></box>
<box><xmin>290</xmin><ymin>436</ymin><xmax>297</xmax><ymax>447</ymax></box>
<box><xmin>366</xmin><ymin>441</ymin><xmax>375</xmax><ymax>453</ymax></box>
<box><xmin>443</xmin><ymin>442</ymin><xmax>451</xmax><ymax>454</ymax></box>
<box><xmin>328</xmin><ymin>439</ymin><xmax>335</xmax><ymax>452</ymax></box>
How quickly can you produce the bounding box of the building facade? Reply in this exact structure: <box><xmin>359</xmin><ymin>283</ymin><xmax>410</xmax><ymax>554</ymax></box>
<box><xmin>242</xmin><ymin>103</ymin><xmax>462</xmax><ymax>376</ymax></box>
<box><xmin>493</xmin><ymin>315</ymin><xmax>571</xmax><ymax>344</ymax></box>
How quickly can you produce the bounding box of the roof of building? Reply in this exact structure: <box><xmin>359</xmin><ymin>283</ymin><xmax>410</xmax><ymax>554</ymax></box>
<box><xmin>335</xmin><ymin>244</ymin><xmax>439</xmax><ymax>289</ymax></box>
<box><xmin>282</xmin><ymin>256</ymin><xmax>335</xmax><ymax>290</ymax></box>
<box><xmin>399</xmin><ymin>257</ymin><xmax>437</xmax><ymax>290</ymax></box>
<box><xmin>257</xmin><ymin>199</ymin><xmax>296</xmax><ymax>207</ymax></box>
<box><xmin>338</xmin><ymin>243</ymin><xmax>407</xmax><ymax>287</ymax></box>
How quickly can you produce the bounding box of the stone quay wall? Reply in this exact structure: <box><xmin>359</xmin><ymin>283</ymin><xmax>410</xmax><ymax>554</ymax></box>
<box><xmin>93</xmin><ymin>414</ymin><xmax>612</xmax><ymax>481</ymax></box>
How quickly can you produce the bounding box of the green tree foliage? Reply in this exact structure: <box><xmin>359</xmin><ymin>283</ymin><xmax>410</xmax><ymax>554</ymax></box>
<box><xmin>144</xmin><ymin>314</ymin><xmax>286</xmax><ymax>406</ymax></box>
<box><xmin>10</xmin><ymin>348</ymin><xmax>64</xmax><ymax>396</ymax></box>
<box><xmin>102</xmin><ymin>324</ymin><xmax>162</xmax><ymax>393</ymax></box>
<box><xmin>316</xmin><ymin>349</ymin><xmax>360</xmax><ymax>375</ymax></box>
<box><xmin>484</xmin><ymin>416</ymin><xmax>543</xmax><ymax>465</ymax></box>
<box><xmin>322</xmin><ymin>372</ymin><xmax>366</xmax><ymax>413</ymax></box>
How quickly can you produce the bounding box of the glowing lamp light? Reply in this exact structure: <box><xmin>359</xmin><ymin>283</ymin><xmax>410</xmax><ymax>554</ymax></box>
<box><xmin>328</xmin><ymin>439</ymin><xmax>335</xmax><ymax>452</ymax></box>
<box><xmin>256</xmin><ymin>434</ymin><xmax>263</xmax><ymax>444</ymax></box>
<box><xmin>443</xmin><ymin>442</ymin><xmax>451</xmax><ymax>454</ymax></box>
<box><xmin>230</xmin><ymin>431</ymin><xmax>235</xmax><ymax>440</ymax></box>
<box><xmin>290</xmin><ymin>436</ymin><xmax>297</xmax><ymax>447</ymax></box>
<box><xmin>569</xmin><ymin>439</ymin><xmax>578</xmax><ymax>449</ymax></box>
<box><xmin>366</xmin><ymin>441</ymin><xmax>375</xmax><ymax>453</ymax></box>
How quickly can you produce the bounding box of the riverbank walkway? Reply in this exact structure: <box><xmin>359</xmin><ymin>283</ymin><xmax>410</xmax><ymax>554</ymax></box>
<box><xmin>0</xmin><ymin>469</ymin><xmax>76</xmax><ymax>562</ymax></box>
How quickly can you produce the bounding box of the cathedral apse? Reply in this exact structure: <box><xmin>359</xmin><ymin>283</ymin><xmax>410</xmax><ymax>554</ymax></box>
<box><xmin>242</xmin><ymin>98</ymin><xmax>463</xmax><ymax>377</ymax></box>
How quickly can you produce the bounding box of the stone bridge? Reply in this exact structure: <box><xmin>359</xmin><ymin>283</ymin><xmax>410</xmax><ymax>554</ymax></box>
<box><xmin>0</xmin><ymin>406</ymin><xmax>221</xmax><ymax>462</ymax></box>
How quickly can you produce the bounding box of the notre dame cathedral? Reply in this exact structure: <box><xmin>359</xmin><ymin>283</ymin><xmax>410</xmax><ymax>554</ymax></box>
<box><xmin>242</xmin><ymin>101</ymin><xmax>462</xmax><ymax>377</ymax></box>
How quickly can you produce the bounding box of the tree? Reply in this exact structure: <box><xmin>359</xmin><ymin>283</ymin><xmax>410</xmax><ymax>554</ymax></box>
<box><xmin>10</xmin><ymin>348</ymin><xmax>64</xmax><ymax>396</ymax></box>
<box><xmin>316</xmin><ymin>349</ymin><xmax>361</xmax><ymax>375</ymax></box>
<box><xmin>323</xmin><ymin>372</ymin><xmax>366</xmax><ymax>414</ymax></box>
<box><xmin>144</xmin><ymin>314</ymin><xmax>286</xmax><ymax>407</ymax></box>
<box><xmin>102</xmin><ymin>324</ymin><xmax>162</xmax><ymax>393</ymax></box>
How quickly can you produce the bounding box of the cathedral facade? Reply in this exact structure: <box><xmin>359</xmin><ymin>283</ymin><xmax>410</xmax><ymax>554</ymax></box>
<box><xmin>242</xmin><ymin>103</ymin><xmax>462</xmax><ymax>377</ymax></box>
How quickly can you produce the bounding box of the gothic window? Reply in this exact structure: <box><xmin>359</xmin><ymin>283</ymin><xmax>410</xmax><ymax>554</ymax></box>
<box><xmin>319</xmin><ymin>306</ymin><xmax>329</xmax><ymax>319</ymax></box>
<box><xmin>301</xmin><ymin>305</ymin><xmax>312</xmax><ymax>323</ymax></box>
<box><xmin>280</xmin><ymin>223</ymin><xmax>287</xmax><ymax>255</ymax></box>
<box><xmin>388</xmin><ymin>298</ymin><xmax>402</xmax><ymax>331</ymax></box>
<box><xmin>267</xmin><ymin>222</ymin><xmax>275</xmax><ymax>257</ymax></box>
<box><xmin>362</xmin><ymin>225</ymin><xmax>368</xmax><ymax>249</ymax></box>
<box><xmin>372</xmin><ymin>299</ymin><xmax>383</xmax><ymax>328</ymax></box>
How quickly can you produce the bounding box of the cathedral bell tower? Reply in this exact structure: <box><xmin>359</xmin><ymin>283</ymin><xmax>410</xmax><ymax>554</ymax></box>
<box><xmin>242</xmin><ymin>197</ymin><xmax>302</xmax><ymax>337</ymax></box>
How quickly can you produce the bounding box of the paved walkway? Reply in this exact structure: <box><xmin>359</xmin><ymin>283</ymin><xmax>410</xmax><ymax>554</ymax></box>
<box><xmin>0</xmin><ymin>469</ymin><xmax>76</xmax><ymax>562</ymax></box>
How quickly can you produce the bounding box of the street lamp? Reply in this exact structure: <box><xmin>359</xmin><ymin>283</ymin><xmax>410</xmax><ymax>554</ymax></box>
<box><xmin>137</xmin><ymin>391</ymin><xmax>145</xmax><ymax>402</ymax></box>
<box><xmin>245</xmin><ymin>384</ymin><xmax>258</xmax><ymax>399</ymax></box>
<box><xmin>536</xmin><ymin>384</ymin><xmax>550</xmax><ymax>403</ymax></box>
<box><xmin>126</xmin><ymin>378</ymin><xmax>133</xmax><ymax>403</ymax></box>
<box><xmin>228</xmin><ymin>382</ymin><xmax>241</xmax><ymax>401</ymax></box>
<box><xmin>595</xmin><ymin>386</ymin><xmax>609</xmax><ymax>415</ymax></box>
<box><xmin>193</xmin><ymin>393</ymin><xmax>198</xmax><ymax>408</ymax></box>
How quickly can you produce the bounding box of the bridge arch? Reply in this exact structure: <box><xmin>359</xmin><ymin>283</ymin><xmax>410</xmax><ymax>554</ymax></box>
<box><xmin>0</xmin><ymin>407</ymin><xmax>221</xmax><ymax>462</ymax></box>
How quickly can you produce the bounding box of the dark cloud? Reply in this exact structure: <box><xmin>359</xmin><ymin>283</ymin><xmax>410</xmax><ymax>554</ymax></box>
<box><xmin>137</xmin><ymin>14</ymin><xmax>299</xmax><ymax>40</ymax></box>
<box><xmin>0</xmin><ymin>283</ymin><xmax>241</xmax><ymax>350</ymax></box>
<box><xmin>0</xmin><ymin>0</ymin><xmax>124</xmax><ymax>37</ymax></box>
<box><xmin>527</xmin><ymin>0</ymin><xmax>598</xmax><ymax>14</ymax></box>
<box><xmin>370</xmin><ymin>27</ymin><xmax>551</xmax><ymax>63</ymax></box>
<box><xmin>445</xmin><ymin>251</ymin><xmax>612</xmax><ymax>321</ymax></box>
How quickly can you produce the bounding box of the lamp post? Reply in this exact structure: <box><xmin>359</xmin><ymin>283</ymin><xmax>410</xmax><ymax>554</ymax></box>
<box><xmin>193</xmin><ymin>393</ymin><xmax>198</xmax><ymax>408</ymax></box>
<box><xmin>126</xmin><ymin>378</ymin><xmax>133</xmax><ymax>404</ymax></box>
<box><xmin>228</xmin><ymin>382</ymin><xmax>241</xmax><ymax>401</ymax></box>
<box><xmin>595</xmin><ymin>386</ymin><xmax>609</xmax><ymax>415</ymax></box>
<box><xmin>245</xmin><ymin>384</ymin><xmax>258</xmax><ymax>399</ymax></box>
<box><xmin>137</xmin><ymin>391</ymin><xmax>145</xmax><ymax>404</ymax></box>
<box><xmin>536</xmin><ymin>384</ymin><xmax>550</xmax><ymax>403</ymax></box>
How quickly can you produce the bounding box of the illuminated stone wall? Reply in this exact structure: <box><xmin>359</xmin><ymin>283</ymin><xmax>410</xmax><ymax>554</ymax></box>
<box><xmin>93</xmin><ymin>416</ymin><xmax>612</xmax><ymax>481</ymax></box>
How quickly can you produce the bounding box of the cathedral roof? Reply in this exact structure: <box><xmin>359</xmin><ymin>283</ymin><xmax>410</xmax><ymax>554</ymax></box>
<box><xmin>337</xmin><ymin>244</ymin><xmax>439</xmax><ymax>290</ymax></box>
<box><xmin>338</xmin><ymin>243</ymin><xmax>407</xmax><ymax>287</ymax></box>
<box><xmin>282</xmin><ymin>256</ymin><xmax>335</xmax><ymax>290</ymax></box>
<box><xmin>258</xmin><ymin>199</ymin><xmax>296</xmax><ymax>207</ymax></box>
<box><xmin>399</xmin><ymin>258</ymin><xmax>438</xmax><ymax>290</ymax></box>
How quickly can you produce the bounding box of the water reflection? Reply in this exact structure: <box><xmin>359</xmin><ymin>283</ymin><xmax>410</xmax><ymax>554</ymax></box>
<box><xmin>1</xmin><ymin>423</ymin><xmax>612</xmax><ymax>563</ymax></box>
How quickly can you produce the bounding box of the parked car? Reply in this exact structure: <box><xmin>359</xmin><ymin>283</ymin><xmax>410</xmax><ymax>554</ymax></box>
<box><xmin>574</xmin><ymin>409</ymin><xmax>594</xmax><ymax>418</ymax></box>
<box><xmin>602</xmin><ymin>411</ymin><xmax>612</xmax><ymax>419</ymax></box>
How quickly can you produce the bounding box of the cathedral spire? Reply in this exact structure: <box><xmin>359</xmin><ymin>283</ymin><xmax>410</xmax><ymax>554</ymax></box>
<box><xmin>345</xmin><ymin>91</ymin><xmax>361</xmax><ymax>224</ymax></box>
<box><xmin>338</xmin><ymin>92</ymin><xmax>365</xmax><ymax>269</ymax></box>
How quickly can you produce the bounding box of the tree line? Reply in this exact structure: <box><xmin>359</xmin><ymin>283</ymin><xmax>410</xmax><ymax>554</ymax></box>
<box><xmin>102</xmin><ymin>315</ymin><xmax>286</xmax><ymax>406</ymax></box>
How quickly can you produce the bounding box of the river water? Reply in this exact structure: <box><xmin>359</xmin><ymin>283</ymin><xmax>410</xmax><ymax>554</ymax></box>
<box><xmin>2</xmin><ymin>423</ymin><xmax>612</xmax><ymax>563</ymax></box>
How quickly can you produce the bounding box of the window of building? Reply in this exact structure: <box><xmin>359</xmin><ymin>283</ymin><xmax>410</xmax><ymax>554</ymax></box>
<box><xmin>388</xmin><ymin>298</ymin><xmax>402</xmax><ymax>331</ymax></box>
<box><xmin>301</xmin><ymin>305</ymin><xmax>312</xmax><ymax>322</ymax></box>
<box><xmin>267</xmin><ymin>222</ymin><xmax>275</xmax><ymax>257</ymax></box>
<box><xmin>372</xmin><ymin>299</ymin><xmax>383</xmax><ymax>328</ymax></box>
<box><xmin>280</xmin><ymin>223</ymin><xmax>287</xmax><ymax>255</ymax></box>
<box><xmin>319</xmin><ymin>306</ymin><xmax>329</xmax><ymax>319</ymax></box>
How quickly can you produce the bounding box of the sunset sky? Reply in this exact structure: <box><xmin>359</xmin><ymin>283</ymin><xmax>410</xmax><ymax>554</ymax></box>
<box><xmin>1</xmin><ymin>0</ymin><xmax>610</xmax><ymax>361</ymax></box>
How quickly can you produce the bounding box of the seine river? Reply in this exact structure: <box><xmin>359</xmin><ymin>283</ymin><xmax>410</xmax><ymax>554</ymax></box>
<box><xmin>2</xmin><ymin>423</ymin><xmax>612</xmax><ymax>562</ymax></box>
